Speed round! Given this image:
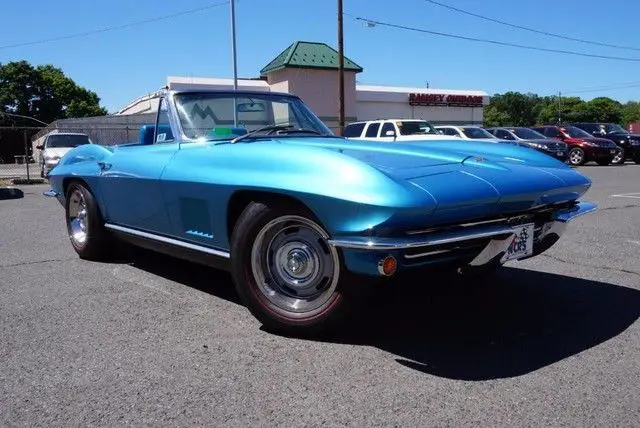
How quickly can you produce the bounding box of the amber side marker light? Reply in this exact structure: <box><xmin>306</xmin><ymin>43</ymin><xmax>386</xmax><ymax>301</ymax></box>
<box><xmin>378</xmin><ymin>255</ymin><xmax>398</xmax><ymax>276</ymax></box>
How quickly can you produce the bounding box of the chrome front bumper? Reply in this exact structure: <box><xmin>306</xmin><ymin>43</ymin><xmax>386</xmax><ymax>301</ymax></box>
<box><xmin>329</xmin><ymin>201</ymin><xmax>597</xmax><ymax>271</ymax></box>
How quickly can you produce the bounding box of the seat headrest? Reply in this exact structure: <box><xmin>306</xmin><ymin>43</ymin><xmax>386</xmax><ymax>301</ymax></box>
<box><xmin>139</xmin><ymin>124</ymin><xmax>174</xmax><ymax>144</ymax></box>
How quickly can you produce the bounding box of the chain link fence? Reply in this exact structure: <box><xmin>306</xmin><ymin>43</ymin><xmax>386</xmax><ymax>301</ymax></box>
<box><xmin>0</xmin><ymin>113</ymin><xmax>157</xmax><ymax>182</ymax></box>
<box><xmin>0</xmin><ymin>126</ymin><xmax>43</xmax><ymax>181</ymax></box>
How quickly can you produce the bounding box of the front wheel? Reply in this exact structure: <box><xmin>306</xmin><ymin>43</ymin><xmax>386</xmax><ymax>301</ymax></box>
<box><xmin>230</xmin><ymin>201</ymin><xmax>350</xmax><ymax>335</ymax></box>
<box><xmin>611</xmin><ymin>148</ymin><xmax>625</xmax><ymax>165</ymax></box>
<box><xmin>568</xmin><ymin>148</ymin><xmax>586</xmax><ymax>166</ymax></box>
<box><xmin>64</xmin><ymin>181</ymin><xmax>113</xmax><ymax>260</ymax></box>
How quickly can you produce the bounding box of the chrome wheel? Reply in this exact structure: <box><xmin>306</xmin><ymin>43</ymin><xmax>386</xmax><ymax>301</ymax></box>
<box><xmin>612</xmin><ymin>149</ymin><xmax>624</xmax><ymax>164</ymax></box>
<box><xmin>569</xmin><ymin>148</ymin><xmax>584</xmax><ymax>165</ymax></box>
<box><xmin>250</xmin><ymin>215</ymin><xmax>340</xmax><ymax>317</ymax></box>
<box><xmin>68</xmin><ymin>188</ymin><xmax>88</xmax><ymax>246</ymax></box>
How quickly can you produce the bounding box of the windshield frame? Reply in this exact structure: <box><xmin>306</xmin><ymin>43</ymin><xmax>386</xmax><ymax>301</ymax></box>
<box><xmin>397</xmin><ymin>120</ymin><xmax>440</xmax><ymax>136</ymax></box>
<box><xmin>45</xmin><ymin>134</ymin><xmax>92</xmax><ymax>148</ymax></box>
<box><xmin>604</xmin><ymin>123</ymin><xmax>628</xmax><ymax>134</ymax></box>
<box><xmin>166</xmin><ymin>89</ymin><xmax>334</xmax><ymax>143</ymax></box>
<box><xmin>561</xmin><ymin>125</ymin><xmax>593</xmax><ymax>139</ymax></box>
<box><xmin>511</xmin><ymin>127</ymin><xmax>546</xmax><ymax>140</ymax></box>
<box><xmin>461</xmin><ymin>126</ymin><xmax>496</xmax><ymax>139</ymax></box>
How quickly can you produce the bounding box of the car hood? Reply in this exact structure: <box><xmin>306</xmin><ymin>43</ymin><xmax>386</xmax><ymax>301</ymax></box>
<box><xmin>350</xmin><ymin>134</ymin><xmax>460</xmax><ymax>141</ymax></box>
<box><xmin>276</xmin><ymin>137</ymin><xmax>590</xmax><ymax>220</ymax></box>
<box><xmin>609</xmin><ymin>132</ymin><xmax>640</xmax><ymax>140</ymax></box>
<box><xmin>283</xmin><ymin>137</ymin><xmax>556</xmax><ymax>171</ymax></box>
<box><xmin>580</xmin><ymin>137</ymin><xmax>618</xmax><ymax>145</ymax></box>
<box><xmin>42</xmin><ymin>147</ymin><xmax>73</xmax><ymax>158</ymax></box>
<box><xmin>518</xmin><ymin>138</ymin><xmax>564</xmax><ymax>146</ymax></box>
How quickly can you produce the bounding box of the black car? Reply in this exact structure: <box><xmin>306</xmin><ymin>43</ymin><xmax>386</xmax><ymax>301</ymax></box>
<box><xmin>485</xmin><ymin>127</ymin><xmax>569</xmax><ymax>162</ymax></box>
<box><xmin>569</xmin><ymin>122</ymin><xmax>640</xmax><ymax>165</ymax></box>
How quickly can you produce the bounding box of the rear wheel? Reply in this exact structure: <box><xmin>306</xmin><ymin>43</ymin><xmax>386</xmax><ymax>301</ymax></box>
<box><xmin>64</xmin><ymin>181</ymin><xmax>113</xmax><ymax>260</ymax></box>
<box><xmin>230</xmin><ymin>201</ymin><xmax>351</xmax><ymax>335</ymax></box>
<box><xmin>568</xmin><ymin>148</ymin><xmax>585</xmax><ymax>166</ymax></box>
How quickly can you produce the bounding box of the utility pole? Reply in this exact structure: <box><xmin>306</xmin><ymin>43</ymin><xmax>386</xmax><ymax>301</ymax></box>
<box><xmin>557</xmin><ymin>90</ymin><xmax>562</xmax><ymax>124</ymax></box>
<box><xmin>230</xmin><ymin>0</ymin><xmax>238</xmax><ymax>126</ymax></box>
<box><xmin>337</xmin><ymin>0</ymin><xmax>345</xmax><ymax>136</ymax></box>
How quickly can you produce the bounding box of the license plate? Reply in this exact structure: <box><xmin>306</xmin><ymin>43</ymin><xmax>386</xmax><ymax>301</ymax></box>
<box><xmin>557</xmin><ymin>151</ymin><xmax>565</xmax><ymax>157</ymax></box>
<box><xmin>501</xmin><ymin>223</ymin><xmax>534</xmax><ymax>262</ymax></box>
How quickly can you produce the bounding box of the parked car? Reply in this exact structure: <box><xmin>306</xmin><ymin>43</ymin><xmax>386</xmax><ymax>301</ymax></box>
<box><xmin>569</xmin><ymin>122</ymin><xmax>640</xmax><ymax>164</ymax></box>
<box><xmin>530</xmin><ymin>125</ymin><xmax>618</xmax><ymax>166</ymax></box>
<box><xmin>36</xmin><ymin>132</ymin><xmax>92</xmax><ymax>177</ymax></box>
<box><xmin>43</xmin><ymin>88</ymin><xmax>596</xmax><ymax>335</ymax></box>
<box><xmin>485</xmin><ymin>127</ymin><xmax>569</xmax><ymax>162</ymax></box>
<box><xmin>434</xmin><ymin>125</ymin><xmax>530</xmax><ymax>146</ymax></box>
<box><xmin>343</xmin><ymin>119</ymin><xmax>460</xmax><ymax>142</ymax></box>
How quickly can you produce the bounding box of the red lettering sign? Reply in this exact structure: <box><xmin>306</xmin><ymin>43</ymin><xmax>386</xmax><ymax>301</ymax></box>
<box><xmin>409</xmin><ymin>93</ymin><xmax>484</xmax><ymax>107</ymax></box>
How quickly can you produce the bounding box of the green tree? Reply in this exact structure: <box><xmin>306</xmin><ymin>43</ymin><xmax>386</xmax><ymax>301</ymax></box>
<box><xmin>580</xmin><ymin>97</ymin><xmax>622</xmax><ymax>123</ymax></box>
<box><xmin>620</xmin><ymin>101</ymin><xmax>640</xmax><ymax>125</ymax></box>
<box><xmin>536</xmin><ymin>96</ymin><xmax>588</xmax><ymax>124</ymax></box>
<box><xmin>0</xmin><ymin>60</ymin><xmax>107</xmax><ymax>125</ymax></box>
<box><xmin>483</xmin><ymin>91</ymin><xmax>541</xmax><ymax>127</ymax></box>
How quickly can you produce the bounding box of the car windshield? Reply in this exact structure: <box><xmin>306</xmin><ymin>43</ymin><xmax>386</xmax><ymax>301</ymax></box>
<box><xmin>46</xmin><ymin>134</ymin><xmax>90</xmax><ymax>148</ymax></box>
<box><xmin>172</xmin><ymin>92</ymin><xmax>333</xmax><ymax>141</ymax></box>
<box><xmin>604</xmin><ymin>123</ymin><xmax>628</xmax><ymax>134</ymax></box>
<box><xmin>562</xmin><ymin>126</ymin><xmax>593</xmax><ymax>138</ymax></box>
<box><xmin>397</xmin><ymin>121</ymin><xmax>439</xmax><ymax>135</ymax></box>
<box><xmin>461</xmin><ymin>127</ymin><xmax>495</xmax><ymax>139</ymax></box>
<box><xmin>511</xmin><ymin>128</ymin><xmax>546</xmax><ymax>139</ymax></box>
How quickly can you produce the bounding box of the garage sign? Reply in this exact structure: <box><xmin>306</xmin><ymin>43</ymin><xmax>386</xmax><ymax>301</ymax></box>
<box><xmin>409</xmin><ymin>93</ymin><xmax>484</xmax><ymax>107</ymax></box>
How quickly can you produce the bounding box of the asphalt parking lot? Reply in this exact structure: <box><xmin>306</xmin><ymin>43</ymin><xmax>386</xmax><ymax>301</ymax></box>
<box><xmin>1</xmin><ymin>164</ymin><xmax>639</xmax><ymax>427</ymax></box>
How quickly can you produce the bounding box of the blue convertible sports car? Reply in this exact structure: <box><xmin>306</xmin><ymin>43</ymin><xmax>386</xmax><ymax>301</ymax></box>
<box><xmin>44</xmin><ymin>88</ymin><xmax>596</xmax><ymax>334</ymax></box>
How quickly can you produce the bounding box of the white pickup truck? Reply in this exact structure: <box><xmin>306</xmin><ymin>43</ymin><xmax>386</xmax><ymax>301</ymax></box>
<box><xmin>343</xmin><ymin>119</ymin><xmax>460</xmax><ymax>142</ymax></box>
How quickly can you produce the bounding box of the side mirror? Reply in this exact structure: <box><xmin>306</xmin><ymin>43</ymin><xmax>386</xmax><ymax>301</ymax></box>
<box><xmin>36</xmin><ymin>144</ymin><xmax>44</xmax><ymax>150</ymax></box>
<box><xmin>384</xmin><ymin>130</ymin><xmax>396</xmax><ymax>137</ymax></box>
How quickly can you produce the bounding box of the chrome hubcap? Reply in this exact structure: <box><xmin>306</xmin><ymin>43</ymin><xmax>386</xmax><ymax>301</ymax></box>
<box><xmin>570</xmin><ymin>149</ymin><xmax>583</xmax><ymax>164</ymax></box>
<box><xmin>251</xmin><ymin>215</ymin><xmax>340</xmax><ymax>316</ymax></box>
<box><xmin>68</xmin><ymin>189</ymin><xmax>88</xmax><ymax>245</ymax></box>
<box><xmin>612</xmin><ymin>149</ymin><xmax>623</xmax><ymax>164</ymax></box>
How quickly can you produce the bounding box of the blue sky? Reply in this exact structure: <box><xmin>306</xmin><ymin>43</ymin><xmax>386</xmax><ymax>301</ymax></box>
<box><xmin>2</xmin><ymin>0</ymin><xmax>640</xmax><ymax>113</ymax></box>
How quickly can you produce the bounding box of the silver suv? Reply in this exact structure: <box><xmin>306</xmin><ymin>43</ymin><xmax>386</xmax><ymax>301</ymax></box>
<box><xmin>36</xmin><ymin>132</ymin><xmax>92</xmax><ymax>177</ymax></box>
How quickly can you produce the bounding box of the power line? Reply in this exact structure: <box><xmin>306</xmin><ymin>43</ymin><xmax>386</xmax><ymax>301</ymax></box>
<box><xmin>563</xmin><ymin>82</ymin><xmax>640</xmax><ymax>95</ymax></box>
<box><xmin>0</xmin><ymin>1</ymin><xmax>228</xmax><ymax>50</ymax></box>
<box><xmin>423</xmin><ymin>0</ymin><xmax>640</xmax><ymax>52</ymax></box>
<box><xmin>351</xmin><ymin>16</ymin><xmax>640</xmax><ymax>62</ymax></box>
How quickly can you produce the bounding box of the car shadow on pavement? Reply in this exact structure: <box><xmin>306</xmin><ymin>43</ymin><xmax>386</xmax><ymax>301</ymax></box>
<box><xmin>126</xmin><ymin>247</ymin><xmax>241</xmax><ymax>305</ymax></box>
<box><xmin>127</xmin><ymin>248</ymin><xmax>639</xmax><ymax>381</ymax></box>
<box><xmin>318</xmin><ymin>268</ymin><xmax>640</xmax><ymax>381</ymax></box>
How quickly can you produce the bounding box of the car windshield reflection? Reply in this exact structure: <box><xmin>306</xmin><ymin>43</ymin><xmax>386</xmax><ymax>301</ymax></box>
<box><xmin>172</xmin><ymin>92</ymin><xmax>334</xmax><ymax>141</ymax></box>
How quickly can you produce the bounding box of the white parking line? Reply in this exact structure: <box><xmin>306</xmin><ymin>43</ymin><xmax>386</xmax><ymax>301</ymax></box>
<box><xmin>611</xmin><ymin>192</ymin><xmax>640</xmax><ymax>199</ymax></box>
<box><xmin>627</xmin><ymin>240</ymin><xmax>640</xmax><ymax>246</ymax></box>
